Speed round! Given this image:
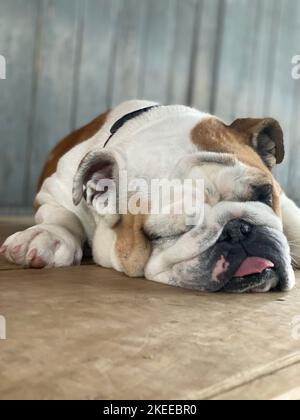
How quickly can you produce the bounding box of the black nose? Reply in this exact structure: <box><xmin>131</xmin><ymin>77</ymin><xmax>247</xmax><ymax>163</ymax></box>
<box><xmin>218</xmin><ymin>219</ymin><xmax>253</xmax><ymax>244</ymax></box>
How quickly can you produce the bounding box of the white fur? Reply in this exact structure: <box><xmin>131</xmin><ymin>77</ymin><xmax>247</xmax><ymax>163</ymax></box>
<box><xmin>2</xmin><ymin>101</ymin><xmax>210</xmax><ymax>269</ymax></box>
<box><xmin>1</xmin><ymin>100</ymin><xmax>299</xmax><ymax>292</ymax></box>
<box><xmin>145</xmin><ymin>201</ymin><xmax>283</xmax><ymax>282</ymax></box>
<box><xmin>92</xmin><ymin>218</ymin><xmax>122</xmax><ymax>272</ymax></box>
<box><xmin>281</xmin><ymin>193</ymin><xmax>300</xmax><ymax>267</ymax></box>
<box><xmin>1</xmin><ymin>224</ymin><xmax>82</xmax><ymax>268</ymax></box>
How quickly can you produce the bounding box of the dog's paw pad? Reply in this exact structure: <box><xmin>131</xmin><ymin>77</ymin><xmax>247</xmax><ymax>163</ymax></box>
<box><xmin>1</xmin><ymin>226</ymin><xmax>82</xmax><ymax>268</ymax></box>
<box><xmin>27</xmin><ymin>249</ymin><xmax>46</xmax><ymax>268</ymax></box>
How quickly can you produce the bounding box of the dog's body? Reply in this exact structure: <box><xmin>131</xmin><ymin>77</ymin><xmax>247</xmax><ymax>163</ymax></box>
<box><xmin>1</xmin><ymin>100</ymin><xmax>300</xmax><ymax>293</ymax></box>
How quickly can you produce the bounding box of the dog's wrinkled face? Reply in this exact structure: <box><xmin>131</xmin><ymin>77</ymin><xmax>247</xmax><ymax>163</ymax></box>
<box><xmin>73</xmin><ymin>114</ymin><xmax>295</xmax><ymax>293</ymax></box>
<box><xmin>144</xmin><ymin>161</ymin><xmax>293</xmax><ymax>293</ymax></box>
<box><xmin>143</xmin><ymin>116</ymin><xmax>293</xmax><ymax>293</ymax></box>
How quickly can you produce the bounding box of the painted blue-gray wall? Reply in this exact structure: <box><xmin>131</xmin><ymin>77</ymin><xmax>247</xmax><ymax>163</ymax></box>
<box><xmin>0</xmin><ymin>0</ymin><xmax>300</xmax><ymax>213</ymax></box>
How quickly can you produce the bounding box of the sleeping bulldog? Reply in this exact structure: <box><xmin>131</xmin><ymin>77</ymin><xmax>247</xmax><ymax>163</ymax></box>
<box><xmin>1</xmin><ymin>100</ymin><xmax>300</xmax><ymax>293</ymax></box>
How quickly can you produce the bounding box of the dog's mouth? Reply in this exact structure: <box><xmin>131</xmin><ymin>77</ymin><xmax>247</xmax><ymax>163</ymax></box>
<box><xmin>221</xmin><ymin>257</ymin><xmax>278</xmax><ymax>293</ymax></box>
<box><xmin>146</xmin><ymin>223</ymin><xmax>295</xmax><ymax>293</ymax></box>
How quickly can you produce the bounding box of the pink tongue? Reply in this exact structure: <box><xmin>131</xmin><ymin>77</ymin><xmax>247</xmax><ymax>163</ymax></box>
<box><xmin>234</xmin><ymin>257</ymin><xmax>274</xmax><ymax>278</ymax></box>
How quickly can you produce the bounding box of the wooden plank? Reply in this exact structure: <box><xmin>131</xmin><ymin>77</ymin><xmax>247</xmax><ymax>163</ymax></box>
<box><xmin>213</xmin><ymin>0</ymin><xmax>261</xmax><ymax>122</ymax></box>
<box><xmin>0</xmin><ymin>206</ymin><xmax>34</xmax><ymax>216</ymax></box>
<box><xmin>225</xmin><ymin>0</ymin><xmax>280</xmax><ymax>120</ymax></box>
<box><xmin>138</xmin><ymin>0</ymin><xmax>177</xmax><ymax>104</ymax></box>
<box><xmin>109</xmin><ymin>0</ymin><xmax>147</xmax><ymax>106</ymax></box>
<box><xmin>75</xmin><ymin>0</ymin><xmax>197</xmax><ymax>120</ymax></box>
<box><xmin>1</xmin><ymin>0</ymin><xmax>300</xmax><ymax>210</ymax></box>
<box><xmin>245</xmin><ymin>0</ymin><xmax>280</xmax><ymax>117</ymax></box>
<box><xmin>287</xmin><ymin>43</ymin><xmax>300</xmax><ymax>205</ymax></box>
<box><xmin>75</xmin><ymin>0</ymin><xmax>122</xmax><ymax>128</ymax></box>
<box><xmin>211</xmin><ymin>0</ymin><xmax>300</xmax><ymax>197</ymax></box>
<box><xmin>190</xmin><ymin>0</ymin><xmax>222</xmax><ymax>112</ymax></box>
<box><xmin>229</xmin><ymin>0</ymin><xmax>260</xmax><ymax>118</ymax></box>
<box><xmin>167</xmin><ymin>0</ymin><xmax>198</xmax><ymax>105</ymax></box>
<box><xmin>25</xmin><ymin>0</ymin><xmax>82</xmax><ymax>204</ymax></box>
<box><xmin>268</xmin><ymin>0</ymin><xmax>300</xmax><ymax>192</ymax></box>
<box><xmin>213</xmin><ymin>362</ymin><xmax>300</xmax><ymax>400</ymax></box>
<box><xmin>0</xmin><ymin>0</ymin><xmax>38</xmax><ymax>206</ymax></box>
<box><xmin>0</xmin><ymin>258</ymin><xmax>300</xmax><ymax>398</ymax></box>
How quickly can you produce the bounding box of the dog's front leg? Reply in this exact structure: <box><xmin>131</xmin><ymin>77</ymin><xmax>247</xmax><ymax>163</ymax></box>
<box><xmin>0</xmin><ymin>204</ymin><xmax>85</xmax><ymax>268</ymax></box>
<box><xmin>281</xmin><ymin>192</ymin><xmax>300</xmax><ymax>268</ymax></box>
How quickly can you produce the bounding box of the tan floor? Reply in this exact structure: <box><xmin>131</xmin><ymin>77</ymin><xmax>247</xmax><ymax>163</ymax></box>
<box><xmin>1</xmin><ymin>217</ymin><xmax>300</xmax><ymax>400</ymax></box>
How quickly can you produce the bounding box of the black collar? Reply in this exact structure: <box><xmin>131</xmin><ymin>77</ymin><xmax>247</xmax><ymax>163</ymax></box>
<box><xmin>103</xmin><ymin>105</ymin><xmax>159</xmax><ymax>147</ymax></box>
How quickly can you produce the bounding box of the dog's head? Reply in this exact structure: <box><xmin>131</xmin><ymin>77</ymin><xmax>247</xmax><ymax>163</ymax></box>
<box><xmin>72</xmin><ymin>114</ymin><xmax>295</xmax><ymax>293</ymax></box>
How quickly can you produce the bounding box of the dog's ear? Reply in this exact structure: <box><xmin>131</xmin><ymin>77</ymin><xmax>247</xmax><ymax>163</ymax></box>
<box><xmin>230</xmin><ymin>118</ymin><xmax>284</xmax><ymax>170</ymax></box>
<box><xmin>72</xmin><ymin>150</ymin><xmax>125</xmax><ymax>207</ymax></box>
<box><xmin>73</xmin><ymin>149</ymin><xmax>151</xmax><ymax>277</ymax></box>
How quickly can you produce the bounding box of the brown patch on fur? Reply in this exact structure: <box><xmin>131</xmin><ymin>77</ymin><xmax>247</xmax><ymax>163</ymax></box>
<box><xmin>114</xmin><ymin>214</ymin><xmax>151</xmax><ymax>277</ymax></box>
<box><xmin>192</xmin><ymin>117</ymin><xmax>269</xmax><ymax>171</ymax></box>
<box><xmin>191</xmin><ymin>117</ymin><xmax>281</xmax><ymax>216</ymax></box>
<box><xmin>230</xmin><ymin>117</ymin><xmax>284</xmax><ymax>165</ymax></box>
<box><xmin>36</xmin><ymin>111</ymin><xmax>110</xmax><ymax>194</ymax></box>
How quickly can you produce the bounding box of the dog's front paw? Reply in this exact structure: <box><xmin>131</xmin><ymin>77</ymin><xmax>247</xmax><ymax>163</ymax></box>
<box><xmin>0</xmin><ymin>225</ymin><xmax>82</xmax><ymax>268</ymax></box>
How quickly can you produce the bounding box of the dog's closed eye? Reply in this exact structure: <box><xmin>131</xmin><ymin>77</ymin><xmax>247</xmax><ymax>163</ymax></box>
<box><xmin>143</xmin><ymin>226</ymin><xmax>192</xmax><ymax>243</ymax></box>
<box><xmin>144</xmin><ymin>231</ymin><xmax>179</xmax><ymax>242</ymax></box>
<box><xmin>251</xmin><ymin>184</ymin><xmax>273</xmax><ymax>207</ymax></box>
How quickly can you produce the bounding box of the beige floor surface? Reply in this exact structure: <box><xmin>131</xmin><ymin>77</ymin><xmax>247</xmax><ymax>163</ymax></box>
<box><xmin>1</xmin><ymin>217</ymin><xmax>300</xmax><ymax>400</ymax></box>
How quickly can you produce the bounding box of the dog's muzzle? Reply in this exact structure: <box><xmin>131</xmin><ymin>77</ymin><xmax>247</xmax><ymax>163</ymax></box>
<box><xmin>145</xmin><ymin>202</ymin><xmax>294</xmax><ymax>293</ymax></box>
<box><xmin>214</xmin><ymin>219</ymin><xmax>291</xmax><ymax>293</ymax></box>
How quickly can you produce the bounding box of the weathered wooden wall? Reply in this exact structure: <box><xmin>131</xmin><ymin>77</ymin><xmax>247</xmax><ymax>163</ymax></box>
<box><xmin>0</xmin><ymin>0</ymin><xmax>299</xmax><ymax>213</ymax></box>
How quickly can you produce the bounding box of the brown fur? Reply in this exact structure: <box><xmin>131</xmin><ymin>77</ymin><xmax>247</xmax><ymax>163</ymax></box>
<box><xmin>35</xmin><ymin>111</ymin><xmax>283</xmax><ymax>273</ymax></box>
<box><xmin>37</xmin><ymin>111</ymin><xmax>110</xmax><ymax>193</ymax></box>
<box><xmin>191</xmin><ymin>117</ymin><xmax>281</xmax><ymax>216</ymax></box>
<box><xmin>114</xmin><ymin>214</ymin><xmax>151</xmax><ymax>277</ymax></box>
<box><xmin>35</xmin><ymin>109</ymin><xmax>152</xmax><ymax>274</ymax></box>
<box><xmin>230</xmin><ymin>117</ymin><xmax>284</xmax><ymax>164</ymax></box>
